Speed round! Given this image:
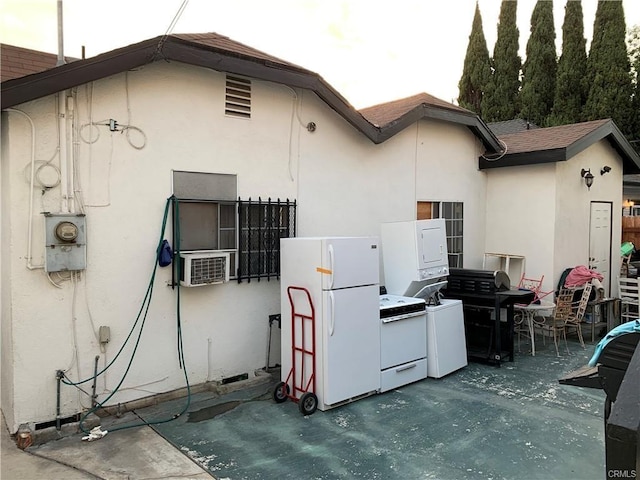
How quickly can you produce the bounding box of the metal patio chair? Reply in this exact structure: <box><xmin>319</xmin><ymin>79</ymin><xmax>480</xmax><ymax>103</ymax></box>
<box><xmin>618</xmin><ymin>276</ymin><xmax>640</xmax><ymax>323</ymax></box>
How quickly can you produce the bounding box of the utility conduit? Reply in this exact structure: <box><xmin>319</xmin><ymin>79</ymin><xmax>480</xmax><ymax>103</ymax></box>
<box><xmin>5</xmin><ymin>108</ymin><xmax>44</xmax><ymax>270</ymax></box>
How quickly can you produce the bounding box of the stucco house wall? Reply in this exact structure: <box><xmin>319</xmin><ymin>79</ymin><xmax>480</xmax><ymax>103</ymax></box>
<box><xmin>415</xmin><ymin>120</ymin><xmax>487</xmax><ymax>270</ymax></box>
<box><xmin>485</xmin><ymin>141</ymin><xmax>623</xmax><ymax>296</ymax></box>
<box><xmin>554</xmin><ymin>142</ymin><xmax>623</xmax><ymax>294</ymax></box>
<box><xmin>485</xmin><ymin>163</ymin><xmax>556</xmax><ymax>292</ymax></box>
<box><xmin>1</xmin><ymin>60</ymin><xmax>487</xmax><ymax>432</ymax></box>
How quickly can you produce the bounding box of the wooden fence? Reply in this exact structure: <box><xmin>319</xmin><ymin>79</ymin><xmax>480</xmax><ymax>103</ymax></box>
<box><xmin>622</xmin><ymin>216</ymin><xmax>640</xmax><ymax>249</ymax></box>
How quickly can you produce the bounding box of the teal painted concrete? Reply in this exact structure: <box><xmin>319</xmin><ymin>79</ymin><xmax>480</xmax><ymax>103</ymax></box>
<box><xmin>138</xmin><ymin>338</ymin><xmax>605</xmax><ymax>480</ymax></box>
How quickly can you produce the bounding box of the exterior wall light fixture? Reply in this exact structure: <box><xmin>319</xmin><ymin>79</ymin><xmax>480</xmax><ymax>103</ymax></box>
<box><xmin>581</xmin><ymin>168</ymin><xmax>594</xmax><ymax>189</ymax></box>
<box><xmin>601</xmin><ymin>166</ymin><xmax>612</xmax><ymax>175</ymax></box>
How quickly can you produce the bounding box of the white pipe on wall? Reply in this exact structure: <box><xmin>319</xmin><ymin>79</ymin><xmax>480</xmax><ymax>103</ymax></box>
<box><xmin>5</xmin><ymin>109</ymin><xmax>44</xmax><ymax>270</ymax></box>
<box><xmin>58</xmin><ymin>92</ymin><xmax>69</xmax><ymax>213</ymax></box>
<box><xmin>66</xmin><ymin>93</ymin><xmax>76</xmax><ymax>213</ymax></box>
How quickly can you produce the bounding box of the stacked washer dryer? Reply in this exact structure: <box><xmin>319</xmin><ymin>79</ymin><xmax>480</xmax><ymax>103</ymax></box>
<box><xmin>381</xmin><ymin>219</ymin><xmax>467</xmax><ymax>378</ymax></box>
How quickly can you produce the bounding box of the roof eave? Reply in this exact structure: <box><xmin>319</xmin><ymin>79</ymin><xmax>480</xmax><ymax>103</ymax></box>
<box><xmin>376</xmin><ymin>104</ymin><xmax>501</xmax><ymax>151</ymax></box>
<box><xmin>479</xmin><ymin>148</ymin><xmax>567</xmax><ymax>169</ymax></box>
<box><xmin>1</xmin><ymin>35</ymin><xmax>499</xmax><ymax>149</ymax></box>
<box><xmin>2</xmin><ymin>36</ymin><xmax>380</xmax><ymax>140</ymax></box>
<box><xmin>562</xmin><ymin>120</ymin><xmax>640</xmax><ymax>174</ymax></box>
<box><xmin>1</xmin><ymin>40</ymin><xmax>159</xmax><ymax>109</ymax></box>
<box><xmin>480</xmin><ymin>120</ymin><xmax>640</xmax><ymax>174</ymax></box>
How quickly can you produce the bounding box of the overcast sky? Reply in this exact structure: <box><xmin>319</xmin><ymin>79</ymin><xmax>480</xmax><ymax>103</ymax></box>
<box><xmin>1</xmin><ymin>0</ymin><xmax>638</xmax><ymax>109</ymax></box>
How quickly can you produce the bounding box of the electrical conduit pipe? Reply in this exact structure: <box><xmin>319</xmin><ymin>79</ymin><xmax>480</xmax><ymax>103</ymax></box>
<box><xmin>5</xmin><ymin>109</ymin><xmax>43</xmax><ymax>269</ymax></box>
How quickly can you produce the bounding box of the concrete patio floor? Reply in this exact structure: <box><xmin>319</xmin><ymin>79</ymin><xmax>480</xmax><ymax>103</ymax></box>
<box><xmin>139</xmin><ymin>336</ymin><xmax>605</xmax><ymax>480</ymax></box>
<box><xmin>4</xmin><ymin>335</ymin><xmax>606</xmax><ymax>480</ymax></box>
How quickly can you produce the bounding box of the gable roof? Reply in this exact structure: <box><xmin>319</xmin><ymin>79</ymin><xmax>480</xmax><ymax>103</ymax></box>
<box><xmin>357</xmin><ymin>93</ymin><xmax>498</xmax><ymax>147</ymax></box>
<box><xmin>1</xmin><ymin>44</ymin><xmax>77</xmax><ymax>82</ymax></box>
<box><xmin>479</xmin><ymin>119</ymin><xmax>640</xmax><ymax>174</ymax></box>
<box><xmin>1</xmin><ymin>34</ymin><xmax>501</xmax><ymax>152</ymax></box>
<box><xmin>360</xmin><ymin>92</ymin><xmax>472</xmax><ymax>126</ymax></box>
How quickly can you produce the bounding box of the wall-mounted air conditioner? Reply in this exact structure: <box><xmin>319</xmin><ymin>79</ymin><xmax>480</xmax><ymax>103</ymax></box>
<box><xmin>179</xmin><ymin>251</ymin><xmax>230</xmax><ymax>287</ymax></box>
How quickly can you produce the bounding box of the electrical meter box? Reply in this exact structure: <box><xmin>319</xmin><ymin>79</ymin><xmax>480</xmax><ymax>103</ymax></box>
<box><xmin>44</xmin><ymin>213</ymin><xmax>87</xmax><ymax>272</ymax></box>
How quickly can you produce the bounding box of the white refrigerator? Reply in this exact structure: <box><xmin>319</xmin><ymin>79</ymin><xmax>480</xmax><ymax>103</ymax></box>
<box><xmin>280</xmin><ymin>237</ymin><xmax>381</xmax><ymax>411</ymax></box>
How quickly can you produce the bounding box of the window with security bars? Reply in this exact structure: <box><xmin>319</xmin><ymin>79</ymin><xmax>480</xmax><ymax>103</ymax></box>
<box><xmin>417</xmin><ymin>201</ymin><xmax>464</xmax><ymax>268</ymax></box>
<box><xmin>238</xmin><ymin>198</ymin><xmax>296</xmax><ymax>281</ymax></box>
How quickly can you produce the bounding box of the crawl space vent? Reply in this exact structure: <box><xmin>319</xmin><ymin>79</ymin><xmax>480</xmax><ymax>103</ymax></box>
<box><xmin>225</xmin><ymin>75</ymin><xmax>251</xmax><ymax>118</ymax></box>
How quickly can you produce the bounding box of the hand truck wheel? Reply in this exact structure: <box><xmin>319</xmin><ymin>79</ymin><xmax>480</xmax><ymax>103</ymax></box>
<box><xmin>272</xmin><ymin>382</ymin><xmax>290</xmax><ymax>403</ymax></box>
<box><xmin>298</xmin><ymin>392</ymin><xmax>318</xmax><ymax>416</ymax></box>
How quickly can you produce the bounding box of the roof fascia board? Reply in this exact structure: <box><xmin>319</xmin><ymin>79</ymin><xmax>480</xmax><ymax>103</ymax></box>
<box><xmin>609</xmin><ymin>123</ymin><xmax>640</xmax><ymax>174</ymax></box>
<box><xmin>566</xmin><ymin>120</ymin><xmax>640</xmax><ymax>174</ymax></box>
<box><xmin>565</xmin><ymin>121</ymin><xmax>613</xmax><ymax>159</ymax></box>
<box><xmin>375</xmin><ymin>105</ymin><xmax>501</xmax><ymax>151</ymax></box>
<box><xmin>1</xmin><ymin>36</ymin><xmax>503</xmax><ymax>151</ymax></box>
<box><xmin>479</xmin><ymin>148</ymin><xmax>566</xmax><ymax>169</ymax></box>
<box><xmin>162</xmin><ymin>41</ymin><xmax>399</xmax><ymax>142</ymax></box>
<box><xmin>1</xmin><ymin>41</ymin><xmax>158</xmax><ymax>109</ymax></box>
<box><xmin>162</xmin><ymin>42</ymin><xmax>381</xmax><ymax>141</ymax></box>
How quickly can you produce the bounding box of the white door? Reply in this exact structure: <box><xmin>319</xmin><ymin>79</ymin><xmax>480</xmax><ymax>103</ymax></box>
<box><xmin>322</xmin><ymin>285</ymin><xmax>380</xmax><ymax>406</ymax></box>
<box><xmin>589</xmin><ymin>202</ymin><xmax>612</xmax><ymax>295</ymax></box>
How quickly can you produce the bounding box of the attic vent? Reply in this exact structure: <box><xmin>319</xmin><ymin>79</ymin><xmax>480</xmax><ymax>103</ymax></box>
<box><xmin>225</xmin><ymin>75</ymin><xmax>251</xmax><ymax>118</ymax></box>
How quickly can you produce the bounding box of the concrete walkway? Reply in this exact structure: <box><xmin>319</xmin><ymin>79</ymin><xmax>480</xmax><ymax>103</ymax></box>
<box><xmin>1</xmin><ymin>337</ymin><xmax>606</xmax><ymax>480</ymax></box>
<box><xmin>142</xmin><ymin>338</ymin><xmax>607</xmax><ymax>479</ymax></box>
<box><xmin>1</xmin><ymin>413</ymin><xmax>212</xmax><ymax>480</ymax></box>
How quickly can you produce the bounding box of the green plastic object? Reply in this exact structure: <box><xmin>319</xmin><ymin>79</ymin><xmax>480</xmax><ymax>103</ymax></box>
<box><xmin>621</xmin><ymin>241</ymin><xmax>634</xmax><ymax>257</ymax></box>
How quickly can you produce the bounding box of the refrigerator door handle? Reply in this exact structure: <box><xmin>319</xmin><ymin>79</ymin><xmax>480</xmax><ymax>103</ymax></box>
<box><xmin>328</xmin><ymin>290</ymin><xmax>335</xmax><ymax>336</ymax></box>
<box><xmin>328</xmin><ymin>244</ymin><xmax>335</xmax><ymax>289</ymax></box>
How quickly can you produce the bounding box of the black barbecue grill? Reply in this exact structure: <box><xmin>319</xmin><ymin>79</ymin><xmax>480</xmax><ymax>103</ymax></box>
<box><xmin>442</xmin><ymin>268</ymin><xmax>534</xmax><ymax>366</ymax></box>
<box><xmin>559</xmin><ymin>331</ymin><xmax>640</xmax><ymax>476</ymax></box>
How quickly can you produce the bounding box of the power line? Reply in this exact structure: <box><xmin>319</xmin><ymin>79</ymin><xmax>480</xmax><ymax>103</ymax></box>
<box><xmin>155</xmin><ymin>0</ymin><xmax>189</xmax><ymax>59</ymax></box>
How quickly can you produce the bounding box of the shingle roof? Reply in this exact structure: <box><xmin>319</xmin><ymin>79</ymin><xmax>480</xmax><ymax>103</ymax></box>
<box><xmin>479</xmin><ymin>119</ymin><xmax>640</xmax><ymax>174</ymax></box>
<box><xmin>171</xmin><ymin>33</ymin><xmax>306</xmax><ymax>70</ymax></box>
<box><xmin>488</xmin><ymin>118</ymin><xmax>539</xmax><ymax>136</ymax></box>
<box><xmin>0</xmin><ymin>33</ymin><xmax>501</xmax><ymax>151</ymax></box>
<box><xmin>359</xmin><ymin>93</ymin><xmax>472</xmax><ymax>128</ymax></box>
<box><xmin>1</xmin><ymin>44</ymin><xmax>77</xmax><ymax>82</ymax></box>
<box><xmin>497</xmin><ymin>119</ymin><xmax>609</xmax><ymax>154</ymax></box>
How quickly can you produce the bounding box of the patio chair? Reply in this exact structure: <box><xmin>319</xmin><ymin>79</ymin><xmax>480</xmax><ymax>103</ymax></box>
<box><xmin>516</xmin><ymin>274</ymin><xmax>554</xmax><ymax>304</ymax></box>
<box><xmin>538</xmin><ymin>289</ymin><xmax>574</xmax><ymax>356</ymax></box>
<box><xmin>514</xmin><ymin>274</ymin><xmax>552</xmax><ymax>351</ymax></box>
<box><xmin>617</xmin><ymin>276</ymin><xmax>640</xmax><ymax>323</ymax></box>
<box><xmin>539</xmin><ymin>284</ymin><xmax>592</xmax><ymax>356</ymax></box>
<box><xmin>563</xmin><ymin>283</ymin><xmax>592</xmax><ymax>350</ymax></box>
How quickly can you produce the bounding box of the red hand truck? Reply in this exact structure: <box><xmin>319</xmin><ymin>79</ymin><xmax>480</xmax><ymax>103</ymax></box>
<box><xmin>273</xmin><ymin>286</ymin><xmax>318</xmax><ymax>415</ymax></box>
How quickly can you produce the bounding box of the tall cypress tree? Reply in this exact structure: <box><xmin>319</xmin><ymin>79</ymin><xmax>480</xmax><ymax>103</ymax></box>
<box><xmin>548</xmin><ymin>1</ymin><xmax>587</xmax><ymax>126</ymax></box>
<box><xmin>627</xmin><ymin>25</ymin><xmax>640</xmax><ymax>150</ymax></box>
<box><xmin>482</xmin><ymin>0</ymin><xmax>521</xmax><ymax>122</ymax></box>
<box><xmin>520</xmin><ymin>0</ymin><xmax>557</xmax><ymax>126</ymax></box>
<box><xmin>583</xmin><ymin>0</ymin><xmax>633</xmax><ymax>136</ymax></box>
<box><xmin>458</xmin><ymin>2</ymin><xmax>491</xmax><ymax>114</ymax></box>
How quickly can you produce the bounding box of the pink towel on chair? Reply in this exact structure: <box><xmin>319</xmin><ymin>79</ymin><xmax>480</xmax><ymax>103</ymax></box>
<box><xmin>564</xmin><ymin>265</ymin><xmax>603</xmax><ymax>288</ymax></box>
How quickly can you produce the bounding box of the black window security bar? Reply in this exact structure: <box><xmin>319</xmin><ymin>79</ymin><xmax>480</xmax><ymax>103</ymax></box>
<box><xmin>237</xmin><ymin>197</ymin><xmax>296</xmax><ymax>282</ymax></box>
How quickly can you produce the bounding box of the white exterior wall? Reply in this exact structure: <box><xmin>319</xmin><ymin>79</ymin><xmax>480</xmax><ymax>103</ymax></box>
<box><xmin>1</xmin><ymin>112</ymin><xmax>13</xmax><ymax>428</ymax></box>
<box><xmin>485</xmin><ymin>143</ymin><xmax>623</xmax><ymax>295</ymax></box>
<box><xmin>554</xmin><ymin>143</ymin><xmax>623</xmax><ymax>295</ymax></box>
<box><xmin>1</xmin><ymin>62</ymin><xmax>486</xmax><ymax>432</ymax></box>
<box><xmin>485</xmin><ymin>164</ymin><xmax>556</xmax><ymax>292</ymax></box>
<box><xmin>415</xmin><ymin>120</ymin><xmax>487</xmax><ymax>270</ymax></box>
